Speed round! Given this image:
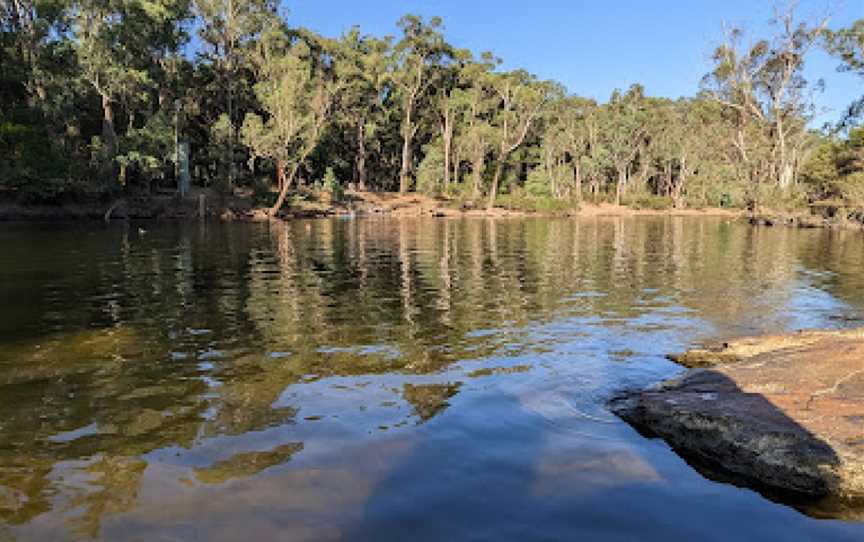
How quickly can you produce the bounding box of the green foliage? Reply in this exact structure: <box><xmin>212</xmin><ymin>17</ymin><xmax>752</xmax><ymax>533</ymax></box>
<box><xmin>320</xmin><ymin>167</ymin><xmax>343</xmax><ymax>201</ymax></box>
<box><xmin>525</xmin><ymin>167</ymin><xmax>552</xmax><ymax>197</ymax></box>
<box><xmin>0</xmin><ymin>114</ymin><xmax>81</xmax><ymax>203</ymax></box>
<box><xmin>496</xmin><ymin>192</ymin><xmax>578</xmax><ymax>213</ymax></box>
<box><xmin>622</xmin><ymin>192</ymin><xmax>674</xmax><ymax>210</ymax></box>
<box><xmin>252</xmin><ymin>178</ymin><xmax>277</xmax><ymax>207</ymax></box>
<box><xmin>836</xmin><ymin>172</ymin><xmax>864</xmax><ymax>205</ymax></box>
<box><xmin>1</xmin><ymin>3</ymin><xmax>861</xmax><ymax>215</ymax></box>
<box><xmin>416</xmin><ymin>144</ymin><xmax>444</xmax><ymax>194</ymax></box>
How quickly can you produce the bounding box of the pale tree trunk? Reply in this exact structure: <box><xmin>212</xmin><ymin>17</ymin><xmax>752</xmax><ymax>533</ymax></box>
<box><xmin>451</xmin><ymin>146</ymin><xmax>459</xmax><ymax>189</ymax></box>
<box><xmin>270</xmin><ymin>159</ymin><xmax>299</xmax><ymax>217</ymax></box>
<box><xmin>636</xmin><ymin>153</ymin><xmax>649</xmax><ymax>193</ymax></box>
<box><xmin>665</xmin><ymin>162</ymin><xmax>673</xmax><ymax>197</ymax></box>
<box><xmin>487</xmin><ymin>160</ymin><xmax>504</xmax><ymax>209</ymax></box>
<box><xmin>472</xmin><ymin>150</ymin><xmax>484</xmax><ymax>199</ymax></box>
<box><xmin>777</xmin><ymin>122</ymin><xmax>794</xmax><ymax>191</ymax></box>
<box><xmin>615</xmin><ymin>167</ymin><xmax>626</xmax><ymax>206</ymax></box>
<box><xmin>356</xmin><ymin>121</ymin><xmax>367</xmax><ymax>191</ymax></box>
<box><xmin>101</xmin><ymin>93</ymin><xmax>117</xmax><ymax>159</ymax></box>
<box><xmin>574</xmin><ymin>159</ymin><xmax>582</xmax><ymax>202</ymax></box>
<box><xmin>672</xmin><ymin>156</ymin><xmax>686</xmax><ymax>209</ymax></box>
<box><xmin>442</xmin><ymin>112</ymin><xmax>453</xmax><ymax>189</ymax></box>
<box><xmin>399</xmin><ymin>105</ymin><xmax>414</xmax><ymax>194</ymax></box>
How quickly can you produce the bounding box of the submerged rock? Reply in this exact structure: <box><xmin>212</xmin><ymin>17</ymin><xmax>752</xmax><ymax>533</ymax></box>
<box><xmin>612</xmin><ymin>327</ymin><xmax>864</xmax><ymax>509</ymax></box>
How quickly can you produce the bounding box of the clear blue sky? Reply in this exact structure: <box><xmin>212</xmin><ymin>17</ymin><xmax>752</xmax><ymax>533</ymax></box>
<box><xmin>287</xmin><ymin>0</ymin><xmax>862</xmax><ymax>126</ymax></box>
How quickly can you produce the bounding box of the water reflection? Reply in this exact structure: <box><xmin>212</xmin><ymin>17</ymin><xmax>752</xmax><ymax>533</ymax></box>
<box><xmin>0</xmin><ymin>218</ymin><xmax>862</xmax><ymax>540</ymax></box>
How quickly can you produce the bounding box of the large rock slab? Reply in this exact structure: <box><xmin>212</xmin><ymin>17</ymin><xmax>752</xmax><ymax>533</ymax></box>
<box><xmin>611</xmin><ymin>327</ymin><xmax>864</xmax><ymax>512</ymax></box>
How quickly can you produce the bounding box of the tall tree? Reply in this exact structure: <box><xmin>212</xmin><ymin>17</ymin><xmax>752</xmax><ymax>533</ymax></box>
<box><xmin>194</xmin><ymin>0</ymin><xmax>276</xmax><ymax>189</ymax></box>
<box><xmin>241</xmin><ymin>24</ymin><xmax>334</xmax><ymax>216</ymax></box>
<box><xmin>825</xmin><ymin>18</ymin><xmax>864</xmax><ymax>126</ymax></box>
<box><xmin>391</xmin><ymin>14</ymin><xmax>449</xmax><ymax>193</ymax></box>
<box><xmin>602</xmin><ymin>85</ymin><xmax>648</xmax><ymax>205</ymax></box>
<box><xmin>486</xmin><ymin>70</ymin><xmax>548</xmax><ymax>208</ymax></box>
<box><xmin>334</xmin><ymin>28</ymin><xmax>391</xmax><ymax>191</ymax></box>
<box><xmin>704</xmin><ymin>5</ymin><xmax>829</xmax><ymax>196</ymax></box>
<box><xmin>452</xmin><ymin>55</ymin><xmax>497</xmax><ymax>199</ymax></box>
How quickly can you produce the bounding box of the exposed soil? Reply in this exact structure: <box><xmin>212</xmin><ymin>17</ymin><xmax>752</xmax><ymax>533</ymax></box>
<box><xmin>6</xmin><ymin>190</ymin><xmax>862</xmax><ymax>229</ymax></box>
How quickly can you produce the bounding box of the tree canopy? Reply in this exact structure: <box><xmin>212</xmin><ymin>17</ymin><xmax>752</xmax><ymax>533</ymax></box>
<box><xmin>1</xmin><ymin>2</ymin><xmax>862</xmax><ymax>211</ymax></box>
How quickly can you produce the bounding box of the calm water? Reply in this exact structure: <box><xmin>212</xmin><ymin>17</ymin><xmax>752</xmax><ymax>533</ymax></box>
<box><xmin>1</xmin><ymin>217</ymin><xmax>863</xmax><ymax>541</ymax></box>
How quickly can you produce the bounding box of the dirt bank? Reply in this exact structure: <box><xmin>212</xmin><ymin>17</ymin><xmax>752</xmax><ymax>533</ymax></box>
<box><xmin>1</xmin><ymin>189</ymin><xmax>750</xmax><ymax>222</ymax></box>
<box><xmin>611</xmin><ymin>327</ymin><xmax>864</xmax><ymax>517</ymax></box>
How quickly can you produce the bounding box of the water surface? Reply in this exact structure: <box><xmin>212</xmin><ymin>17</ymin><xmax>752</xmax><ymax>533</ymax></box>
<box><xmin>1</xmin><ymin>217</ymin><xmax>863</xmax><ymax>541</ymax></box>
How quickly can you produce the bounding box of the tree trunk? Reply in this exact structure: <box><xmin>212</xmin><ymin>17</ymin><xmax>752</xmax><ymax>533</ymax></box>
<box><xmin>356</xmin><ymin>122</ymin><xmax>367</xmax><ymax>191</ymax></box>
<box><xmin>227</xmin><ymin>78</ymin><xmax>235</xmax><ymax>191</ymax></box>
<box><xmin>399</xmin><ymin>107</ymin><xmax>414</xmax><ymax>194</ymax></box>
<box><xmin>101</xmin><ymin>94</ymin><xmax>117</xmax><ymax>159</ymax></box>
<box><xmin>574</xmin><ymin>159</ymin><xmax>582</xmax><ymax>202</ymax></box>
<box><xmin>451</xmin><ymin>145</ymin><xmax>459</xmax><ymax>189</ymax></box>
<box><xmin>472</xmin><ymin>150</ymin><xmax>484</xmax><ymax>200</ymax></box>
<box><xmin>666</xmin><ymin>162</ymin><xmax>673</xmax><ymax>196</ymax></box>
<box><xmin>486</xmin><ymin>160</ymin><xmax>504</xmax><ymax>210</ymax></box>
<box><xmin>442</xmin><ymin>114</ymin><xmax>452</xmax><ymax>189</ymax></box>
<box><xmin>615</xmin><ymin>167</ymin><xmax>626</xmax><ymax>206</ymax></box>
<box><xmin>672</xmin><ymin>156</ymin><xmax>686</xmax><ymax>208</ymax></box>
<box><xmin>270</xmin><ymin>159</ymin><xmax>297</xmax><ymax>217</ymax></box>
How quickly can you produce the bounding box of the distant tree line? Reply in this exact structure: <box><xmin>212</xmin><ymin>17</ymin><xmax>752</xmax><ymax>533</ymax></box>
<box><xmin>1</xmin><ymin>1</ymin><xmax>862</xmax><ymax>212</ymax></box>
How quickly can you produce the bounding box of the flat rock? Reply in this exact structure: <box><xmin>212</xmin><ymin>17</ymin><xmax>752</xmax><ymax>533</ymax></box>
<box><xmin>611</xmin><ymin>327</ymin><xmax>864</xmax><ymax>513</ymax></box>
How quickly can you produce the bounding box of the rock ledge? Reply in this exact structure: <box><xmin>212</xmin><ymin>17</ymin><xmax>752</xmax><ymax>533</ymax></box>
<box><xmin>612</xmin><ymin>327</ymin><xmax>864</xmax><ymax>509</ymax></box>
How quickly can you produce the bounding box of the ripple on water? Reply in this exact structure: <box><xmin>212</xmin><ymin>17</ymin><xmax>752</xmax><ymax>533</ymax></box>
<box><xmin>0</xmin><ymin>218</ymin><xmax>862</xmax><ymax>540</ymax></box>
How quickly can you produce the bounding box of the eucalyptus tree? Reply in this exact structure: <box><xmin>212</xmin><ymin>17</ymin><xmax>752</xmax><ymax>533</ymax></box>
<box><xmin>391</xmin><ymin>14</ymin><xmax>450</xmax><ymax>193</ymax></box>
<box><xmin>241</xmin><ymin>23</ymin><xmax>335</xmax><ymax>215</ymax></box>
<box><xmin>194</xmin><ymin>0</ymin><xmax>277</xmax><ymax>189</ymax></box>
<box><xmin>602</xmin><ymin>85</ymin><xmax>648</xmax><ymax>205</ymax></box>
<box><xmin>433</xmin><ymin>48</ymin><xmax>474</xmax><ymax>191</ymax></box>
<box><xmin>72</xmin><ymin>0</ymin><xmax>148</xmax><ymax>173</ymax></box>
<box><xmin>825</xmin><ymin>19</ymin><xmax>864</xmax><ymax>125</ymax></box>
<box><xmin>334</xmin><ymin>28</ymin><xmax>392</xmax><ymax>191</ymax></box>
<box><xmin>66</xmin><ymin>0</ymin><xmax>187</xmax><ymax>189</ymax></box>
<box><xmin>703</xmin><ymin>5</ymin><xmax>829</xmax><ymax>196</ymax></box>
<box><xmin>532</xmin><ymin>94</ymin><xmax>575</xmax><ymax>199</ymax></box>
<box><xmin>451</xmin><ymin>54</ymin><xmax>497</xmax><ymax>198</ymax></box>
<box><xmin>2</xmin><ymin>0</ymin><xmax>54</xmax><ymax>106</ymax></box>
<box><xmin>558</xmin><ymin>96</ymin><xmax>599</xmax><ymax>202</ymax></box>
<box><xmin>486</xmin><ymin>70</ymin><xmax>549</xmax><ymax>208</ymax></box>
<box><xmin>579</xmin><ymin>104</ymin><xmax>610</xmax><ymax>201</ymax></box>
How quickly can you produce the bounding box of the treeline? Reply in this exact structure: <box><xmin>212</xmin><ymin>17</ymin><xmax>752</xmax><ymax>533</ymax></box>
<box><xmin>1</xmin><ymin>1</ymin><xmax>863</xmax><ymax>212</ymax></box>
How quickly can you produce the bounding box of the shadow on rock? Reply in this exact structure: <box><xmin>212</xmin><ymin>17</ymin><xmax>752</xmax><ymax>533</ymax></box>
<box><xmin>611</xmin><ymin>334</ymin><xmax>864</xmax><ymax>521</ymax></box>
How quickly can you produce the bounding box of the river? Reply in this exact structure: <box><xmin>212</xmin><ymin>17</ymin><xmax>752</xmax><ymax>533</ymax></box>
<box><xmin>1</xmin><ymin>217</ymin><xmax>863</xmax><ymax>541</ymax></box>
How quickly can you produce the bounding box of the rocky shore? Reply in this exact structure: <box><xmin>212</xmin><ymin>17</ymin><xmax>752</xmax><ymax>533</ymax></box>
<box><xmin>611</xmin><ymin>328</ymin><xmax>864</xmax><ymax>516</ymax></box>
<box><xmin>748</xmin><ymin>202</ymin><xmax>864</xmax><ymax>230</ymax></box>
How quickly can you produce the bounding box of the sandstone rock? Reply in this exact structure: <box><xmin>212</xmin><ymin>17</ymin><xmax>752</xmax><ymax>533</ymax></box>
<box><xmin>612</xmin><ymin>327</ymin><xmax>864</xmax><ymax>512</ymax></box>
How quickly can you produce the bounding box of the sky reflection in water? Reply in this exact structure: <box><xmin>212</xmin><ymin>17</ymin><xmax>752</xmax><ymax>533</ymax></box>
<box><xmin>0</xmin><ymin>217</ymin><xmax>863</xmax><ymax>541</ymax></box>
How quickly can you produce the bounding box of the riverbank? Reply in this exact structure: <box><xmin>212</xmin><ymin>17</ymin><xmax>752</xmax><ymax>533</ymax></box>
<box><xmin>4</xmin><ymin>190</ymin><xmax>864</xmax><ymax>230</ymax></box>
<box><xmin>748</xmin><ymin>203</ymin><xmax>864</xmax><ymax>230</ymax></box>
<box><xmin>0</xmin><ymin>190</ymin><xmax>743</xmax><ymax>222</ymax></box>
<box><xmin>611</xmin><ymin>327</ymin><xmax>864</xmax><ymax>517</ymax></box>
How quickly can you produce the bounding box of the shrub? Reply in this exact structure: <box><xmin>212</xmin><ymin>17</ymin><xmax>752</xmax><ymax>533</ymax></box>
<box><xmin>837</xmin><ymin>172</ymin><xmax>864</xmax><ymax>205</ymax></box>
<box><xmin>321</xmin><ymin>167</ymin><xmax>343</xmax><ymax>201</ymax></box>
<box><xmin>622</xmin><ymin>192</ymin><xmax>673</xmax><ymax>210</ymax></box>
<box><xmin>416</xmin><ymin>145</ymin><xmax>444</xmax><ymax>194</ymax></box>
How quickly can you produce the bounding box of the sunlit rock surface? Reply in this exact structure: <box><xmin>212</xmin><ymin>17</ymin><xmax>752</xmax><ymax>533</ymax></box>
<box><xmin>612</xmin><ymin>327</ymin><xmax>864</xmax><ymax>511</ymax></box>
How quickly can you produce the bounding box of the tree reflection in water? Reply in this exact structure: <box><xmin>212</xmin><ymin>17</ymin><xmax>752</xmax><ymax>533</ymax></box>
<box><xmin>0</xmin><ymin>217</ymin><xmax>862</xmax><ymax>539</ymax></box>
